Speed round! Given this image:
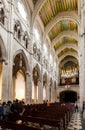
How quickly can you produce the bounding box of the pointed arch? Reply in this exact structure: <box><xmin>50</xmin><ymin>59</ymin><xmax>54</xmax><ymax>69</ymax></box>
<box><xmin>52</xmin><ymin>31</ymin><xmax>78</xmax><ymax>46</ymax></box>
<box><xmin>58</xmin><ymin>52</ymin><xmax>78</xmax><ymax>65</ymax></box>
<box><xmin>33</xmin><ymin>64</ymin><xmax>41</xmax><ymax>80</ymax></box>
<box><xmin>56</xmin><ymin>44</ymin><xmax>78</xmax><ymax>56</ymax></box>
<box><xmin>13</xmin><ymin>49</ymin><xmax>30</xmax><ymax>73</ymax></box>
<box><xmin>32</xmin><ymin>0</ymin><xmax>46</xmax><ymax>25</ymax></box>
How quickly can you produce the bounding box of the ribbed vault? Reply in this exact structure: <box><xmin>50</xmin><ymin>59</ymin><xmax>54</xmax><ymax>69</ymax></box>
<box><xmin>31</xmin><ymin>0</ymin><xmax>80</xmax><ymax>71</ymax></box>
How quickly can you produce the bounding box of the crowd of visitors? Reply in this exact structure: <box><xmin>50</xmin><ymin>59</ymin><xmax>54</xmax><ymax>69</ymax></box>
<box><xmin>0</xmin><ymin>99</ymin><xmax>25</xmax><ymax>122</ymax></box>
<box><xmin>0</xmin><ymin>99</ymin><xmax>84</xmax><ymax>123</ymax></box>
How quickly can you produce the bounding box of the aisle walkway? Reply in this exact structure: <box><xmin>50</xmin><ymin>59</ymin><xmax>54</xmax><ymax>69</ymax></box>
<box><xmin>67</xmin><ymin>112</ymin><xmax>82</xmax><ymax>130</ymax></box>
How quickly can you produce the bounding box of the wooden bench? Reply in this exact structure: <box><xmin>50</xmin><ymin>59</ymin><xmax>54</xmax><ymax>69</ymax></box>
<box><xmin>0</xmin><ymin>119</ymin><xmax>42</xmax><ymax>130</ymax></box>
<box><xmin>18</xmin><ymin>115</ymin><xmax>64</xmax><ymax>130</ymax></box>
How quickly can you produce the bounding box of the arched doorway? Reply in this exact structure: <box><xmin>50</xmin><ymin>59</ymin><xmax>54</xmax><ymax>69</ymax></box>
<box><xmin>32</xmin><ymin>64</ymin><xmax>40</xmax><ymax>103</ymax></box>
<box><xmin>12</xmin><ymin>53</ymin><xmax>26</xmax><ymax>100</ymax></box>
<box><xmin>60</xmin><ymin>90</ymin><xmax>77</xmax><ymax>103</ymax></box>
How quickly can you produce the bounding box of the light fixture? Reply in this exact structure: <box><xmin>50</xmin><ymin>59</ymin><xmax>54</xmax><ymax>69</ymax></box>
<box><xmin>65</xmin><ymin>85</ymin><xmax>70</xmax><ymax>89</ymax></box>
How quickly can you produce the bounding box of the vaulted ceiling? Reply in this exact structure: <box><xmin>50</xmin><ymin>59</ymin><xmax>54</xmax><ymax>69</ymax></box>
<box><xmin>32</xmin><ymin>0</ymin><xmax>80</xmax><ymax>66</ymax></box>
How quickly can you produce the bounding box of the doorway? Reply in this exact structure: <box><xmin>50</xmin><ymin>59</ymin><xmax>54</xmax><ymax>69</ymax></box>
<box><xmin>60</xmin><ymin>90</ymin><xmax>77</xmax><ymax>103</ymax></box>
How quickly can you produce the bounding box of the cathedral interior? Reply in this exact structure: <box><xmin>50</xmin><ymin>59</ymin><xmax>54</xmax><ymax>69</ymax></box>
<box><xmin>1</xmin><ymin>0</ymin><xmax>85</xmax><ymax>129</ymax></box>
<box><xmin>0</xmin><ymin>0</ymin><xmax>85</xmax><ymax>110</ymax></box>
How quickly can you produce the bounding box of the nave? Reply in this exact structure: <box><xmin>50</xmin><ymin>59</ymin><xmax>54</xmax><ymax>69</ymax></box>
<box><xmin>0</xmin><ymin>112</ymin><xmax>84</xmax><ymax>130</ymax></box>
<box><xmin>0</xmin><ymin>0</ymin><xmax>85</xmax><ymax>129</ymax></box>
<box><xmin>0</xmin><ymin>101</ymin><xmax>84</xmax><ymax>130</ymax></box>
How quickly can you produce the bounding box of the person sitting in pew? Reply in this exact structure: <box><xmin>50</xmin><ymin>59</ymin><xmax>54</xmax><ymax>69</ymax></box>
<box><xmin>46</xmin><ymin>100</ymin><xmax>50</xmax><ymax>107</ymax></box>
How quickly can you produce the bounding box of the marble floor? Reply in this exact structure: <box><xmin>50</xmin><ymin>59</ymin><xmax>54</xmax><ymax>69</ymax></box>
<box><xmin>67</xmin><ymin>112</ymin><xmax>84</xmax><ymax>130</ymax></box>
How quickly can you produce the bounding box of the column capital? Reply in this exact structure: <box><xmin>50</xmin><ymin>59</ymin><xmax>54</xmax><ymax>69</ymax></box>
<box><xmin>25</xmin><ymin>71</ymin><xmax>30</xmax><ymax>76</ymax></box>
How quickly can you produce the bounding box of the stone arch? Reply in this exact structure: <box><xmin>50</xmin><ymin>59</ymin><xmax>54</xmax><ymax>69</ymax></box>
<box><xmin>52</xmin><ymin>31</ymin><xmax>78</xmax><ymax>46</ymax></box>
<box><xmin>45</xmin><ymin>12</ymin><xmax>80</xmax><ymax>34</ymax></box>
<box><xmin>13</xmin><ymin>50</ymin><xmax>30</xmax><ymax>100</ymax></box>
<box><xmin>43</xmin><ymin>11</ymin><xmax>80</xmax><ymax>42</ymax></box>
<box><xmin>58</xmin><ymin>52</ymin><xmax>78</xmax><ymax>65</ymax></box>
<box><xmin>56</xmin><ymin>43</ymin><xmax>78</xmax><ymax>56</ymax></box>
<box><xmin>13</xmin><ymin>49</ymin><xmax>30</xmax><ymax>73</ymax></box>
<box><xmin>60</xmin><ymin>57</ymin><xmax>78</xmax><ymax>68</ymax></box>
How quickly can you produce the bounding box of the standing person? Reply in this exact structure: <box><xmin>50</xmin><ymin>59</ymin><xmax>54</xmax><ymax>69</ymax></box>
<box><xmin>0</xmin><ymin>101</ymin><xmax>3</xmax><ymax>119</ymax></box>
<box><xmin>82</xmin><ymin>101</ymin><xmax>85</xmax><ymax>119</ymax></box>
<box><xmin>74</xmin><ymin>101</ymin><xmax>78</xmax><ymax>113</ymax></box>
<box><xmin>2</xmin><ymin>102</ymin><xmax>7</xmax><ymax>120</ymax></box>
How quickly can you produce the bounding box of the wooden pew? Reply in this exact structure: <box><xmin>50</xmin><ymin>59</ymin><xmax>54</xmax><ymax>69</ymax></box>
<box><xmin>18</xmin><ymin>115</ymin><xmax>64</xmax><ymax>130</ymax></box>
<box><xmin>0</xmin><ymin>119</ymin><xmax>42</xmax><ymax>130</ymax></box>
<box><xmin>21</xmin><ymin>103</ymin><xmax>74</xmax><ymax>130</ymax></box>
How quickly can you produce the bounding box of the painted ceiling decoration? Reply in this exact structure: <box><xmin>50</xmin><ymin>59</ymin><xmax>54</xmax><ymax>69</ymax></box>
<box><xmin>31</xmin><ymin>0</ymin><xmax>79</xmax><ymax>63</ymax></box>
<box><xmin>54</xmin><ymin>37</ymin><xmax>78</xmax><ymax>51</ymax></box>
<box><xmin>60</xmin><ymin>55</ymin><xmax>78</xmax><ymax>67</ymax></box>
<box><xmin>58</xmin><ymin>48</ymin><xmax>78</xmax><ymax>58</ymax></box>
<box><xmin>60</xmin><ymin>56</ymin><xmax>78</xmax><ymax>64</ymax></box>
<box><xmin>39</xmin><ymin>0</ymin><xmax>78</xmax><ymax>26</ymax></box>
<box><xmin>48</xmin><ymin>19</ymin><xmax>78</xmax><ymax>41</ymax></box>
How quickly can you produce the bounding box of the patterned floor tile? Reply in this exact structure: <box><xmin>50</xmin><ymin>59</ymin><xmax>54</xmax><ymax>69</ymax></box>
<box><xmin>67</xmin><ymin>112</ymin><xmax>82</xmax><ymax>130</ymax></box>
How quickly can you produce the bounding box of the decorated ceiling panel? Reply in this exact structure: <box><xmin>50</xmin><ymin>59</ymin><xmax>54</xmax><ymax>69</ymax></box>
<box><xmin>58</xmin><ymin>48</ymin><xmax>78</xmax><ymax>58</ymax></box>
<box><xmin>48</xmin><ymin>19</ymin><xmax>78</xmax><ymax>41</ymax></box>
<box><xmin>39</xmin><ymin>0</ymin><xmax>78</xmax><ymax>26</ymax></box>
<box><xmin>54</xmin><ymin>37</ymin><xmax>78</xmax><ymax>51</ymax></box>
<box><xmin>61</xmin><ymin>56</ymin><xmax>78</xmax><ymax>64</ymax></box>
<box><xmin>31</xmin><ymin>0</ymin><xmax>79</xmax><ymax>63</ymax></box>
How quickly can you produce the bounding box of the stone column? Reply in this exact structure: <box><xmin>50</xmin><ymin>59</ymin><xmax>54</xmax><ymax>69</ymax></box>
<box><xmin>2</xmin><ymin>62</ymin><xmax>9</xmax><ymax>102</ymax></box>
<box><xmin>6</xmin><ymin>0</ymin><xmax>14</xmax><ymax>101</ymax></box>
<box><xmin>51</xmin><ymin>85</ymin><xmax>53</xmax><ymax>102</ymax></box>
<box><xmin>12</xmin><ymin>75</ymin><xmax>16</xmax><ymax>100</ymax></box>
<box><xmin>45</xmin><ymin>83</ymin><xmax>48</xmax><ymax>101</ymax></box>
<box><xmin>34</xmin><ymin>84</ymin><xmax>37</xmax><ymax>103</ymax></box>
<box><xmin>80</xmin><ymin>1</ymin><xmax>85</xmax><ymax>109</ymax></box>
<box><xmin>47</xmin><ymin>75</ymin><xmax>50</xmax><ymax>101</ymax></box>
<box><xmin>25</xmin><ymin>71</ymin><xmax>32</xmax><ymax>104</ymax></box>
<box><xmin>38</xmin><ymin>80</ymin><xmax>43</xmax><ymax>103</ymax></box>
